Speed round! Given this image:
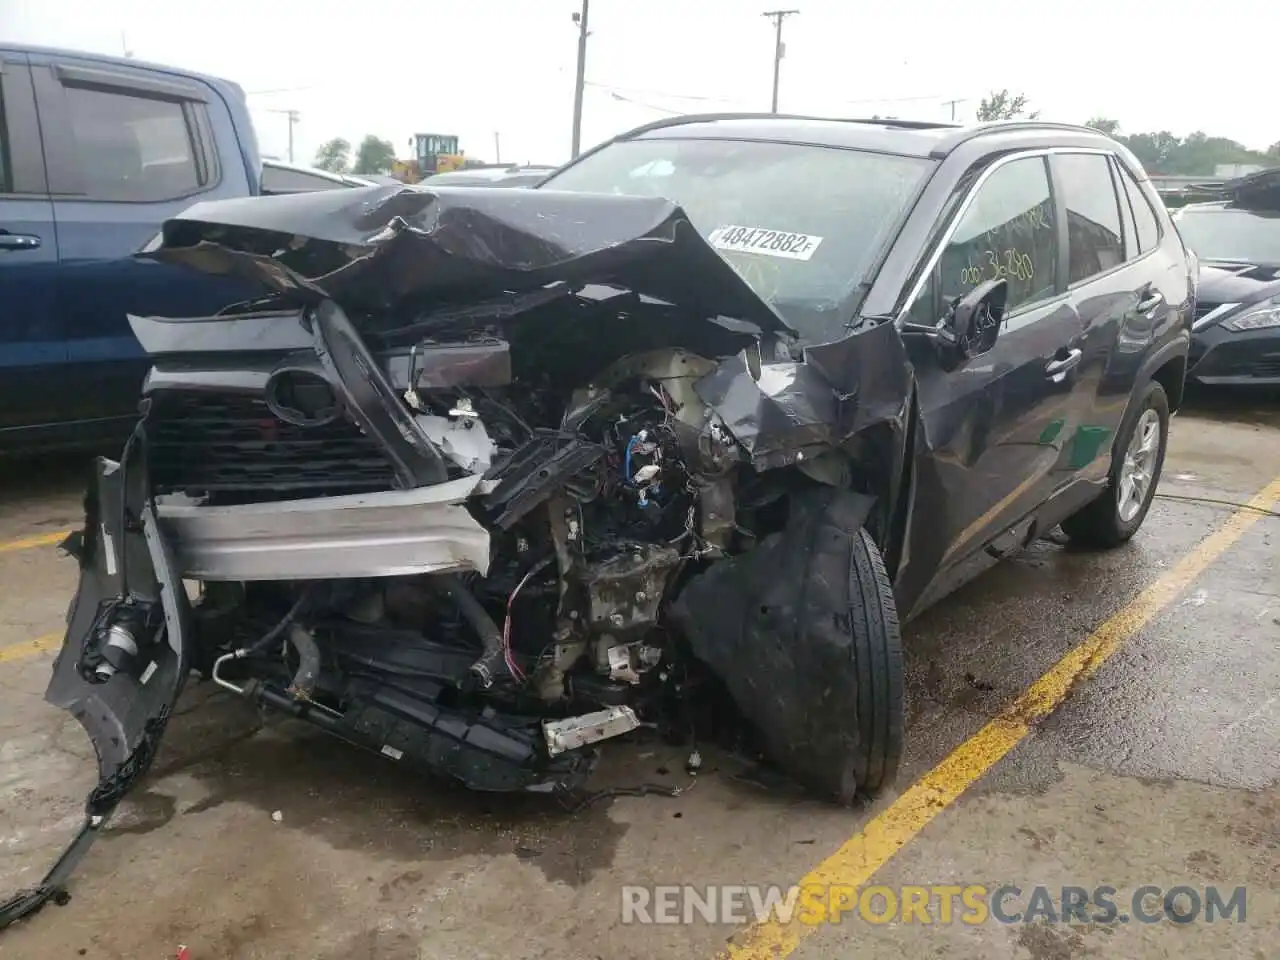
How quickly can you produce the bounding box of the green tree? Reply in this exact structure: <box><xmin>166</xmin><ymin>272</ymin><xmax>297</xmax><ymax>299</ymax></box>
<box><xmin>353</xmin><ymin>135</ymin><xmax>397</xmax><ymax>175</ymax></box>
<box><xmin>976</xmin><ymin>89</ymin><xmax>1039</xmax><ymax>122</ymax></box>
<box><xmin>1268</xmin><ymin>141</ymin><xmax>1280</xmax><ymax>159</ymax></box>
<box><xmin>1122</xmin><ymin>131</ymin><xmax>1183</xmax><ymax>171</ymax></box>
<box><xmin>1085</xmin><ymin>117</ymin><xmax>1121</xmax><ymax>137</ymax></box>
<box><xmin>314</xmin><ymin>137</ymin><xmax>352</xmax><ymax>174</ymax></box>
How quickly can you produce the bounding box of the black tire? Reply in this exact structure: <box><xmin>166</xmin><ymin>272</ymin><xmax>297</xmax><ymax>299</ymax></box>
<box><xmin>1062</xmin><ymin>379</ymin><xmax>1170</xmax><ymax>549</ymax></box>
<box><xmin>669</xmin><ymin>490</ymin><xmax>904</xmax><ymax>805</ymax></box>
<box><xmin>819</xmin><ymin>524</ymin><xmax>905</xmax><ymax>802</ymax></box>
<box><xmin>790</xmin><ymin>497</ymin><xmax>904</xmax><ymax>803</ymax></box>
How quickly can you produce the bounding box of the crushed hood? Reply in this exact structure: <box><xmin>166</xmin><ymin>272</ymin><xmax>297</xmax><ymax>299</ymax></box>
<box><xmin>138</xmin><ymin>184</ymin><xmax>797</xmax><ymax>338</ymax></box>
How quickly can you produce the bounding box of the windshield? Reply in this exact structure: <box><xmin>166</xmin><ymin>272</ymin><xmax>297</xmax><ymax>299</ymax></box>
<box><xmin>541</xmin><ymin>137</ymin><xmax>935</xmax><ymax>335</ymax></box>
<box><xmin>1173</xmin><ymin>206</ymin><xmax>1280</xmax><ymax>265</ymax></box>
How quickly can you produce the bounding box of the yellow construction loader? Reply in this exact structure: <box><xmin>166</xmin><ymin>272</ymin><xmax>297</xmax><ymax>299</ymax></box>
<box><xmin>391</xmin><ymin>133</ymin><xmax>467</xmax><ymax>183</ymax></box>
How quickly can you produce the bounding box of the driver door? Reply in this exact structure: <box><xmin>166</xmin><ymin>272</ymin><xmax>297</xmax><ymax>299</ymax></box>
<box><xmin>898</xmin><ymin>154</ymin><xmax>1084</xmax><ymax>614</ymax></box>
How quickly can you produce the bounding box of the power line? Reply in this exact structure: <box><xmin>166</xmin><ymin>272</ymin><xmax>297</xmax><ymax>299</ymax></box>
<box><xmin>606</xmin><ymin>91</ymin><xmax>684</xmax><ymax>116</ymax></box>
<box><xmin>762</xmin><ymin>9</ymin><xmax>799</xmax><ymax>114</ymax></box>
<box><xmin>246</xmin><ymin>86</ymin><xmax>316</xmax><ymax>97</ymax></box>
<box><xmin>587</xmin><ymin>80</ymin><xmax>949</xmax><ymax>110</ymax></box>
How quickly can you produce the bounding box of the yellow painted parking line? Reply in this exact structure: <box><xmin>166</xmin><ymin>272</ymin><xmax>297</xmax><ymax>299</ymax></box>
<box><xmin>0</xmin><ymin>633</ymin><xmax>61</xmax><ymax>665</ymax></box>
<box><xmin>0</xmin><ymin>529</ymin><xmax>72</xmax><ymax>554</ymax></box>
<box><xmin>721</xmin><ymin>473</ymin><xmax>1280</xmax><ymax>960</ymax></box>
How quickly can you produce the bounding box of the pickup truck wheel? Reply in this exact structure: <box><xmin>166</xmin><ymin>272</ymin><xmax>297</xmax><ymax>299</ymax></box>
<box><xmin>799</xmin><ymin>520</ymin><xmax>905</xmax><ymax>803</ymax></box>
<box><xmin>1062</xmin><ymin>380</ymin><xmax>1169</xmax><ymax>549</ymax></box>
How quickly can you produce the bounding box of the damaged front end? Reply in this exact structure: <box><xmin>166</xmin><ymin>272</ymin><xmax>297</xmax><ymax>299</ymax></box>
<box><xmin>2</xmin><ymin>185</ymin><xmax>912</xmax><ymax>926</ymax></box>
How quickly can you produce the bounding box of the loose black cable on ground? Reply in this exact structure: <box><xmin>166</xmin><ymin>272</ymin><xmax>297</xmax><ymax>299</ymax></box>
<box><xmin>1154</xmin><ymin>492</ymin><xmax>1280</xmax><ymax>518</ymax></box>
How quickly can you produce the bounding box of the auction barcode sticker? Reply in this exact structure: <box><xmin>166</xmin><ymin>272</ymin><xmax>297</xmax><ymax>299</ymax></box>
<box><xmin>707</xmin><ymin>225</ymin><xmax>824</xmax><ymax>261</ymax></box>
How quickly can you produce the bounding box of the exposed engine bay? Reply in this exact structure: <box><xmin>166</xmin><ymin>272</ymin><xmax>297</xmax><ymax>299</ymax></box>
<box><xmin>191</xmin><ymin>345</ymin><xmax>747</xmax><ymax>795</ymax></box>
<box><xmin>1</xmin><ymin>184</ymin><xmax>912</xmax><ymax>927</ymax></box>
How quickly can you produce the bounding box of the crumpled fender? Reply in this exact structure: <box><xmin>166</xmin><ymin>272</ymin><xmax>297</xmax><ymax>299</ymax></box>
<box><xmin>692</xmin><ymin>320</ymin><xmax>914</xmax><ymax>471</ymax></box>
<box><xmin>0</xmin><ymin>456</ymin><xmax>192</xmax><ymax>929</ymax></box>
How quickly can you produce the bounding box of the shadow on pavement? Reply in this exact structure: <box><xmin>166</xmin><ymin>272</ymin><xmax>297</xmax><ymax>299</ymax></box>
<box><xmin>0</xmin><ymin>452</ymin><xmax>93</xmax><ymax>507</ymax></box>
<box><xmin>1181</xmin><ymin>383</ymin><xmax>1280</xmax><ymax>427</ymax></box>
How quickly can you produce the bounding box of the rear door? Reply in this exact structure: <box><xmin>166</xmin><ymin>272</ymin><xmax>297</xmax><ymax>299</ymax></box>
<box><xmin>1048</xmin><ymin>151</ymin><xmax>1182</xmax><ymax>486</ymax></box>
<box><xmin>0</xmin><ymin>54</ymin><xmax>64</xmax><ymax>440</ymax></box>
<box><xmin>27</xmin><ymin>52</ymin><xmax>252</xmax><ymax>433</ymax></box>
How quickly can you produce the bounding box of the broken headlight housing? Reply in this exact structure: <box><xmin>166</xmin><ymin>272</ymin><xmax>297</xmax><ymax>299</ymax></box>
<box><xmin>1222</xmin><ymin>296</ymin><xmax>1280</xmax><ymax>331</ymax></box>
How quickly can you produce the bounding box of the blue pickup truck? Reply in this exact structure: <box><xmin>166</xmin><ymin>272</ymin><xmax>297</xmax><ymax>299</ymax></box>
<box><xmin>0</xmin><ymin>44</ymin><xmax>272</xmax><ymax>454</ymax></box>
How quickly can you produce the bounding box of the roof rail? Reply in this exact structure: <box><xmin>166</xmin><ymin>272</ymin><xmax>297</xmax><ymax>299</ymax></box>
<box><xmin>927</xmin><ymin>119</ymin><xmax>1121</xmax><ymax>158</ymax></box>
<box><xmin>610</xmin><ymin>111</ymin><xmax>959</xmax><ymax>138</ymax></box>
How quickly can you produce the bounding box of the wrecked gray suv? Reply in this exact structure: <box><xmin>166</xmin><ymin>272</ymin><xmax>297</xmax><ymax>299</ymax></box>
<box><xmin>4</xmin><ymin>115</ymin><xmax>1194</xmax><ymax>925</ymax></box>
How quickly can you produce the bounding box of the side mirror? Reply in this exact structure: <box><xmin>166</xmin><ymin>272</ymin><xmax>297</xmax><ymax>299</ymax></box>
<box><xmin>903</xmin><ymin>278</ymin><xmax>1007</xmax><ymax>369</ymax></box>
<box><xmin>946</xmin><ymin>277</ymin><xmax>1006</xmax><ymax>359</ymax></box>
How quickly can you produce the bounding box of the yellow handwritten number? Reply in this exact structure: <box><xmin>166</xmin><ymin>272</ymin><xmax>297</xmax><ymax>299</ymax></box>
<box><xmin>959</xmin><ymin>250</ymin><xmax>1035</xmax><ymax>287</ymax></box>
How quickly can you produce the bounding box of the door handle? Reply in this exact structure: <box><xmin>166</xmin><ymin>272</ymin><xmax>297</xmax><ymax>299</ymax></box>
<box><xmin>1137</xmin><ymin>291</ymin><xmax>1164</xmax><ymax>313</ymax></box>
<box><xmin>1045</xmin><ymin>348</ymin><xmax>1082</xmax><ymax>383</ymax></box>
<box><xmin>0</xmin><ymin>233</ymin><xmax>41</xmax><ymax>251</ymax></box>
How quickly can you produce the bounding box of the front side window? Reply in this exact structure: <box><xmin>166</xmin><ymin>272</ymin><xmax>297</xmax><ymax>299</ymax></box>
<box><xmin>541</xmin><ymin>136</ymin><xmax>937</xmax><ymax>342</ymax></box>
<box><xmin>1055</xmin><ymin>153</ymin><xmax>1125</xmax><ymax>283</ymax></box>
<box><xmin>936</xmin><ymin>156</ymin><xmax>1058</xmax><ymax>314</ymax></box>
<box><xmin>64</xmin><ymin>85</ymin><xmax>201</xmax><ymax>201</ymax></box>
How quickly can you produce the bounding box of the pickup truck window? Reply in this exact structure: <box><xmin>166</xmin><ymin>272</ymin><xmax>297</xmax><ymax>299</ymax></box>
<box><xmin>0</xmin><ymin>87</ymin><xmax>10</xmax><ymax>191</ymax></box>
<box><xmin>64</xmin><ymin>85</ymin><xmax>202</xmax><ymax>202</ymax></box>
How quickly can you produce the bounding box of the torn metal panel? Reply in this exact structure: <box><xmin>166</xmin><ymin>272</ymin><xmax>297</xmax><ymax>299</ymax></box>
<box><xmin>2</xmin><ymin>459</ymin><xmax>195</xmax><ymax>930</ymax></box>
<box><xmin>46</xmin><ymin>458</ymin><xmax>194</xmax><ymax>779</ymax></box>
<box><xmin>692</xmin><ymin>353</ymin><xmax>839</xmax><ymax>469</ymax></box>
<box><xmin>155</xmin><ymin>476</ymin><xmax>490</xmax><ymax>581</ymax></box>
<box><xmin>805</xmin><ymin>320</ymin><xmax>914</xmax><ymax>437</ymax></box>
<box><xmin>139</xmin><ymin>185</ymin><xmax>797</xmax><ymax>338</ymax></box>
<box><xmin>693</xmin><ymin>321</ymin><xmax>914</xmax><ymax>470</ymax></box>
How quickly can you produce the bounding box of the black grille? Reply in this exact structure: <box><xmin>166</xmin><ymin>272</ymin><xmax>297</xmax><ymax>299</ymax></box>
<box><xmin>1252</xmin><ymin>356</ymin><xmax>1280</xmax><ymax>378</ymax></box>
<box><xmin>147</xmin><ymin>392</ymin><xmax>398</xmax><ymax>504</ymax></box>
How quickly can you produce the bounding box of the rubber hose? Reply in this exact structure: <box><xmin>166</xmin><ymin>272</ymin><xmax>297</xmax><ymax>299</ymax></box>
<box><xmin>285</xmin><ymin>622</ymin><xmax>321</xmax><ymax>700</ymax></box>
<box><xmin>434</xmin><ymin>575</ymin><xmax>505</xmax><ymax>687</ymax></box>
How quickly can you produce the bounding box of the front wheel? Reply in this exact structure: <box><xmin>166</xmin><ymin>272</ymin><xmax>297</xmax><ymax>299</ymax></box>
<box><xmin>1062</xmin><ymin>380</ymin><xmax>1169</xmax><ymax>548</ymax></box>
<box><xmin>670</xmin><ymin>489</ymin><xmax>905</xmax><ymax>805</ymax></box>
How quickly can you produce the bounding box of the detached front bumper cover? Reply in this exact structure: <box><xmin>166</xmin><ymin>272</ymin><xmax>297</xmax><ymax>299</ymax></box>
<box><xmin>0</xmin><ymin>456</ymin><xmax>193</xmax><ymax>930</ymax></box>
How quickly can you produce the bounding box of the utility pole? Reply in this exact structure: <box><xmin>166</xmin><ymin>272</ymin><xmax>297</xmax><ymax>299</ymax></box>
<box><xmin>494</xmin><ymin>131</ymin><xmax>502</xmax><ymax>164</ymax></box>
<box><xmin>763</xmin><ymin>9</ymin><xmax>799</xmax><ymax>114</ymax></box>
<box><xmin>942</xmin><ymin>98</ymin><xmax>967</xmax><ymax>121</ymax></box>
<box><xmin>570</xmin><ymin>0</ymin><xmax>590</xmax><ymax>159</ymax></box>
<box><xmin>268</xmin><ymin>108</ymin><xmax>300</xmax><ymax>162</ymax></box>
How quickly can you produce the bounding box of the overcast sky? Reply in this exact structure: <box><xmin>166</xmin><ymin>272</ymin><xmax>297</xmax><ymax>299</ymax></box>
<box><xmin>4</xmin><ymin>0</ymin><xmax>1276</xmax><ymax>167</ymax></box>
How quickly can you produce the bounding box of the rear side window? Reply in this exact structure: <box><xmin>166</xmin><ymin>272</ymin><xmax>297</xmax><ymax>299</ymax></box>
<box><xmin>1055</xmin><ymin>153</ymin><xmax>1125</xmax><ymax>283</ymax></box>
<box><xmin>64</xmin><ymin>85</ymin><xmax>201</xmax><ymax>201</ymax></box>
<box><xmin>937</xmin><ymin>156</ymin><xmax>1058</xmax><ymax>314</ymax></box>
<box><xmin>1118</xmin><ymin>166</ymin><xmax>1160</xmax><ymax>254</ymax></box>
<box><xmin>1114</xmin><ymin>160</ymin><xmax>1139</xmax><ymax>260</ymax></box>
